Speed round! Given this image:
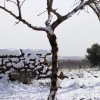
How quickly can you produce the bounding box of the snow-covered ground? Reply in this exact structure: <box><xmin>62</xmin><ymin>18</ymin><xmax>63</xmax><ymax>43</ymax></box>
<box><xmin>0</xmin><ymin>69</ymin><xmax>100</xmax><ymax>100</ymax></box>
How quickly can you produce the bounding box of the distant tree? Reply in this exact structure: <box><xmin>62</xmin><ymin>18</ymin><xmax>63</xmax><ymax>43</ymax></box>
<box><xmin>86</xmin><ymin>43</ymin><xmax>100</xmax><ymax>68</ymax></box>
<box><xmin>0</xmin><ymin>0</ymin><xmax>100</xmax><ymax>100</ymax></box>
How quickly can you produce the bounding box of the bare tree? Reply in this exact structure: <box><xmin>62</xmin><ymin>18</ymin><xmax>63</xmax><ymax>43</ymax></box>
<box><xmin>0</xmin><ymin>0</ymin><xmax>100</xmax><ymax>100</ymax></box>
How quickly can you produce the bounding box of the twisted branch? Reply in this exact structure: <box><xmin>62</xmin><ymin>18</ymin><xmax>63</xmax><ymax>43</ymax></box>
<box><xmin>51</xmin><ymin>0</ymin><xmax>100</xmax><ymax>30</ymax></box>
<box><xmin>0</xmin><ymin>6</ymin><xmax>47</xmax><ymax>32</ymax></box>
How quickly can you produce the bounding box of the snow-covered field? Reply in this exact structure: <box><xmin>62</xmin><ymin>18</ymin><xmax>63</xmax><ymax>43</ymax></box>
<box><xmin>0</xmin><ymin>69</ymin><xmax>100</xmax><ymax>100</ymax></box>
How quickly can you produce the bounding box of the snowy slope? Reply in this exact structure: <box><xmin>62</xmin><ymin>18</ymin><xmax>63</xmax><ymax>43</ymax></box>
<box><xmin>0</xmin><ymin>69</ymin><xmax>100</xmax><ymax>100</ymax></box>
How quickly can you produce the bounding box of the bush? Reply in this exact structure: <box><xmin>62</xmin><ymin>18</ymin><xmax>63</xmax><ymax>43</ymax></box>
<box><xmin>86</xmin><ymin>43</ymin><xmax>100</xmax><ymax>68</ymax></box>
<box><xmin>9</xmin><ymin>70</ymin><xmax>37</xmax><ymax>84</ymax></box>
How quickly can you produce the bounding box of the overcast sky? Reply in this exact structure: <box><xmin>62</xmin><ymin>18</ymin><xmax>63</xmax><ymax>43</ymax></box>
<box><xmin>0</xmin><ymin>0</ymin><xmax>100</xmax><ymax>56</ymax></box>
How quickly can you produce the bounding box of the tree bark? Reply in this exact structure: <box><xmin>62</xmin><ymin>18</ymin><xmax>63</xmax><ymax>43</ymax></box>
<box><xmin>47</xmin><ymin>33</ymin><xmax>58</xmax><ymax>100</ymax></box>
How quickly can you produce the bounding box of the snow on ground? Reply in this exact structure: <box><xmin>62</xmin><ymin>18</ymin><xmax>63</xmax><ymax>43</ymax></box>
<box><xmin>0</xmin><ymin>69</ymin><xmax>100</xmax><ymax>100</ymax></box>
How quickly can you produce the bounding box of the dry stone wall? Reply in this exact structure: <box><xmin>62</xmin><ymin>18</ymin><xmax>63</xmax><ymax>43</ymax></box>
<box><xmin>0</xmin><ymin>49</ymin><xmax>52</xmax><ymax>80</ymax></box>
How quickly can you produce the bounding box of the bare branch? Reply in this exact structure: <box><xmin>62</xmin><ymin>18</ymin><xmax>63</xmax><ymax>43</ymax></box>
<box><xmin>0</xmin><ymin>6</ymin><xmax>18</xmax><ymax>19</ymax></box>
<box><xmin>45</xmin><ymin>0</ymin><xmax>54</xmax><ymax>27</ymax></box>
<box><xmin>20</xmin><ymin>0</ymin><xmax>26</xmax><ymax>7</ymax></box>
<box><xmin>47</xmin><ymin>0</ymin><xmax>53</xmax><ymax>15</ymax></box>
<box><xmin>37</xmin><ymin>9</ymin><xmax>47</xmax><ymax>16</ymax></box>
<box><xmin>16</xmin><ymin>0</ymin><xmax>21</xmax><ymax>18</ymax></box>
<box><xmin>7</xmin><ymin>0</ymin><xmax>17</xmax><ymax>6</ymax></box>
<box><xmin>45</xmin><ymin>0</ymin><xmax>54</xmax><ymax>35</ymax></box>
<box><xmin>45</xmin><ymin>12</ymin><xmax>53</xmax><ymax>26</ymax></box>
<box><xmin>17</xmin><ymin>18</ymin><xmax>48</xmax><ymax>32</ymax></box>
<box><xmin>73</xmin><ymin>0</ymin><xmax>80</xmax><ymax>6</ymax></box>
<box><xmin>51</xmin><ymin>9</ymin><xmax>62</xmax><ymax>18</ymax></box>
<box><xmin>89</xmin><ymin>1</ymin><xmax>100</xmax><ymax>20</ymax></box>
<box><xmin>51</xmin><ymin>0</ymin><xmax>95</xmax><ymax>30</ymax></box>
<box><xmin>0</xmin><ymin>6</ymin><xmax>47</xmax><ymax>32</ymax></box>
<box><xmin>13</xmin><ymin>20</ymin><xmax>20</xmax><ymax>26</ymax></box>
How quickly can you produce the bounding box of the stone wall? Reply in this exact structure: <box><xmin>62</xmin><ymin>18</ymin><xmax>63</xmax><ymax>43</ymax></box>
<box><xmin>0</xmin><ymin>49</ymin><xmax>52</xmax><ymax>80</ymax></box>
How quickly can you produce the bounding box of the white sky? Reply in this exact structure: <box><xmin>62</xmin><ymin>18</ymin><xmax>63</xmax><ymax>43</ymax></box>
<box><xmin>0</xmin><ymin>0</ymin><xmax>100</xmax><ymax>56</ymax></box>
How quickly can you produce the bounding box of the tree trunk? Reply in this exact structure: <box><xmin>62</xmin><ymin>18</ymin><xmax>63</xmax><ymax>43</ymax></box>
<box><xmin>47</xmin><ymin>33</ymin><xmax>58</xmax><ymax>100</ymax></box>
